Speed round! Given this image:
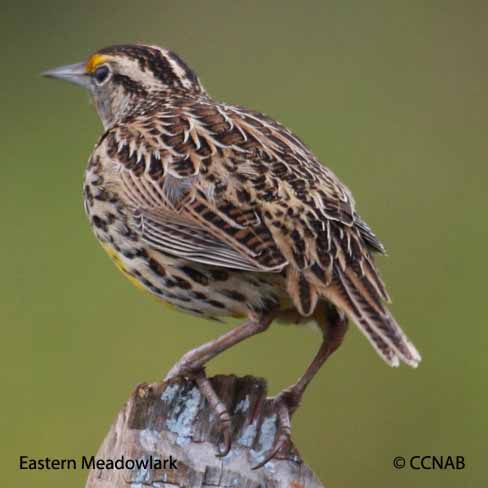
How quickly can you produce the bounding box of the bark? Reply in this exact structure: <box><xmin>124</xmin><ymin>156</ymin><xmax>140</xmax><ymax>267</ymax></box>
<box><xmin>85</xmin><ymin>374</ymin><xmax>325</xmax><ymax>488</ymax></box>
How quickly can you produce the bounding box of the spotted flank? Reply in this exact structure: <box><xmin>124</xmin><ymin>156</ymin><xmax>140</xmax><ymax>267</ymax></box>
<box><xmin>78</xmin><ymin>44</ymin><xmax>420</xmax><ymax>368</ymax></box>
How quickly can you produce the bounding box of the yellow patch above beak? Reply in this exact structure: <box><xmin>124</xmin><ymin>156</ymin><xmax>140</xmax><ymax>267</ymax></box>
<box><xmin>85</xmin><ymin>54</ymin><xmax>110</xmax><ymax>73</ymax></box>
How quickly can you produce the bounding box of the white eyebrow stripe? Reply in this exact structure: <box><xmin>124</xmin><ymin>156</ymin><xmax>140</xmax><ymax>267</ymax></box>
<box><xmin>162</xmin><ymin>51</ymin><xmax>193</xmax><ymax>90</ymax></box>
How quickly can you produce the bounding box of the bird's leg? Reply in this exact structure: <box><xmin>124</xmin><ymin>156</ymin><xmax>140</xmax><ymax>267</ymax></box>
<box><xmin>254</xmin><ymin>307</ymin><xmax>348</xmax><ymax>469</ymax></box>
<box><xmin>164</xmin><ymin>316</ymin><xmax>273</xmax><ymax>456</ymax></box>
<box><xmin>165</xmin><ymin>316</ymin><xmax>273</xmax><ymax>380</ymax></box>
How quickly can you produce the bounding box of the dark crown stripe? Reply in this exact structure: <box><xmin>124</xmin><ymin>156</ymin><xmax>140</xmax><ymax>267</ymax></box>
<box><xmin>97</xmin><ymin>44</ymin><xmax>201</xmax><ymax>92</ymax></box>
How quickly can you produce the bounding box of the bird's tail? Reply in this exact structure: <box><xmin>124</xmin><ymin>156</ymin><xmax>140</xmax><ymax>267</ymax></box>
<box><xmin>307</xmin><ymin>265</ymin><xmax>421</xmax><ymax>368</ymax></box>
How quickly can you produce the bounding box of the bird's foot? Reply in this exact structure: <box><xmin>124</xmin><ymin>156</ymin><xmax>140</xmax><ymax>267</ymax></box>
<box><xmin>165</xmin><ymin>367</ymin><xmax>232</xmax><ymax>457</ymax></box>
<box><xmin>194</xmin><ymin>369</ymin><xmax>233</xmax><ymax>456</ymax></box>
<box><xmin>253</xmin><ymin>387</ymin><xmax>300</xmax><ymax>469</ymax></box>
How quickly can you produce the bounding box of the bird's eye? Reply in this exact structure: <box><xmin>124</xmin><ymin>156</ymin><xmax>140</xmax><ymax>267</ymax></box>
<box><xmin>94</xmin><ymin>65</ymin><xmax>110</xmax><ymax>84</ymax></box>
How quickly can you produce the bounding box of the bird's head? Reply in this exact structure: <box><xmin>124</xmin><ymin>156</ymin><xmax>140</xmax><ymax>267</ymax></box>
<box><xmin>43</xmin><ymin>44</ymin><xmax>204</xmax><ymax>128</ymax></box>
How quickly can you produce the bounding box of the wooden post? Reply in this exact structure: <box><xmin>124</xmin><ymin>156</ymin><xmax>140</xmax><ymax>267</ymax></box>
<box><xmin>85</xmin><ymin>375</ymin><xmax>325</xmax><ymax>487</ymax></box>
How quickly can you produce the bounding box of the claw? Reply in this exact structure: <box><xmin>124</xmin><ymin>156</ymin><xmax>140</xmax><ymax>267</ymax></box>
<box><xmin>252</xmin><ymin>394</ymin><xmax>293</xmax><ymax>469</ymax></box>
<box><xmin>216</xmin><ymin>412</ymin><xmax>232</xmax><ymax>457</ymax></box>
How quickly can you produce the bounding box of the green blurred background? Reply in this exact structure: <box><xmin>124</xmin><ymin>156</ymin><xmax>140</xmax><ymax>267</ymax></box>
<box><xmin>1</xmin><ymin>1</ymin><xmax>486</xmax><ymax>486</ymax></box>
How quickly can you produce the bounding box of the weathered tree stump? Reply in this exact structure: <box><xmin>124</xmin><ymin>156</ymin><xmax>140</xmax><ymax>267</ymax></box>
<box><xmin>85</xmin><ymin>375</ymin><xmax>325</xmax><ymax>488</ymax></box>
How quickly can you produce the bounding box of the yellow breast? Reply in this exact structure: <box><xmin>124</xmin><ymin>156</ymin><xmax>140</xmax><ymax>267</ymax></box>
<box><xmin>100</xmin><ymin>243</ymin><xmax>176</xmax><ymax>311</ymax></box>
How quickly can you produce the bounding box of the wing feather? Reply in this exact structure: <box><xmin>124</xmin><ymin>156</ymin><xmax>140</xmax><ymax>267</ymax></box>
<box><xmin>134</xmin><ymin>209</ymin><xmax>279</xmax><ymax>272</ymax></box>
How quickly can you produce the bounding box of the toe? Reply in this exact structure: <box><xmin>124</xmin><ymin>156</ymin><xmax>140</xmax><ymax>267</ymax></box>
<box><xmin>216</xmin><ymin>420</ymin><xmax>232</xmax><ymax>457</ymax></box>
<box><xmin>194</xmin><ymin>370</ymin><xmax>234</xmax><ymax>457</ymax></box>
<box><xmin>253</xmin><ymin>396</ymin><xmax>293</xmax><ymax>469</ymax></box>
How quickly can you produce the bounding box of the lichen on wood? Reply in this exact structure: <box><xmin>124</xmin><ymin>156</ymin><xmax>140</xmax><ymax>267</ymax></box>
<box><xmin>85</xmin><ymin>375</ymin><xmax>325</xmax><ymax>488</ymax></box>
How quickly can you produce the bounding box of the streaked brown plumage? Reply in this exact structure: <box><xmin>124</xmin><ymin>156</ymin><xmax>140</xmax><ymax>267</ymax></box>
<box><xmin>44</xmin><ymin>44</ymin><xmax>420</xmax><ymax>466</ymax></box>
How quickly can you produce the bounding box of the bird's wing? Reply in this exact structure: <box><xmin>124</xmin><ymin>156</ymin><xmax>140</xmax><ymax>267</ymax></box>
<box><xmin>97</xmin><ymin>109</ymin><xmax>288</xmax><ymax>273</ymax></box>
<box><xmin>96</xmin><ymin>97</ymin><xmax>419</xmax><ymax>367</ymax></box>
<box><xmin>131</xmin><ymin>207</ymin><xmax>277</xmax><ymax>272</ymax></box>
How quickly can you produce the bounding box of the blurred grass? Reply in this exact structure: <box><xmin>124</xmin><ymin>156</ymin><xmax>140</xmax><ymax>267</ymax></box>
<box><xmin>1</xmin><ymin>1</ymin><xmax>486</xmax><ymax>486</ymax></box>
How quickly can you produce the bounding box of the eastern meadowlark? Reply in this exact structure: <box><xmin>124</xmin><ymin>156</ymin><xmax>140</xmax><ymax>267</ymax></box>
<box><xmin>43</xmin><ymin>44</ymin><xmax>420</xmax><ymax>466</ymax></box>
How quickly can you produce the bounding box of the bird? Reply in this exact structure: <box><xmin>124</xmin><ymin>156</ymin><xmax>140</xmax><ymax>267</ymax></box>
<box><xmin>43</xmin><ymin>44</ymin><xmax>421</xmax><ymax>467</ymax></box>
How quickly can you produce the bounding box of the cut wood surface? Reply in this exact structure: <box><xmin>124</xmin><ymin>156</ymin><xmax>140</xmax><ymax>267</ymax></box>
<box><xmin>85</xmin><ymin>374</ymin><xmax>325</xmax><ymax>488</ymax></box>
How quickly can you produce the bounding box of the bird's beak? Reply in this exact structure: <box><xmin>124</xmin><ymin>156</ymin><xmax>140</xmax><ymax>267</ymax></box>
<box><xmin>41</xmin><ymin>61</ymin><xmax>90</xmax><ymax>88</ymax></box>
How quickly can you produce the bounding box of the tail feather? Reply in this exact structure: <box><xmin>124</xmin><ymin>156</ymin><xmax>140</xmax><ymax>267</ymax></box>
<box><xmin>358</xmin><ymin>256</ymin><xmax>391</xmax><ymax>303</ymax></box>
<box><xmin>308</xmin><ymin>266</ymin><xmax>421</xmax><ymax>368</ymax></box>
<box><xmin>357</xmin><ymin>318</ymin><xmax>400</xmax><ymax>367</ymax></box>
<box><xmin>286</xmin><ymin>268</ymin><xmax>319</xmax><ymax>316</ymax></box>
